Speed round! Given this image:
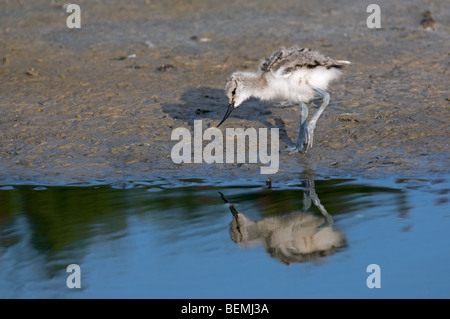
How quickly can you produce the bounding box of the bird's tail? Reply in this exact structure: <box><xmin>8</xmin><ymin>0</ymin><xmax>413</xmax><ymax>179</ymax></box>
<box><xmin>335</xmin><ymin>60</ymin><xmax>351</xmax><ymax>65</ymax></box>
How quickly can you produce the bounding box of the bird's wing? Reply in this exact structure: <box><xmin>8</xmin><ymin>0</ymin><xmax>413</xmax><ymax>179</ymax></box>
<box><xmin>259</xmin><ymin>48</ymin><xmax>285</xmax><ymax>73</ymax></box>
<box><xmin>260</xmin><ymin>46</ymin><xmax>346</xmax><ymax>77</ymax></box>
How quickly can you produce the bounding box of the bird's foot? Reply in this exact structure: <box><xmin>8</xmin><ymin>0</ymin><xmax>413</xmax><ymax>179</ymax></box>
<box><xmin>288</xmin><ymin>127</ymin><xmax>314</xmax><ymax>154</ymax></box>
<box><xmin>305</xmin><ymin>128</ymin><xmax>314</xmax><ymax>151</ymax></box>
<box><xmin>287</xmin><ymin>143</ymin><xmax>307</xmax><ymax>154</ymax></box>
<box><xmin>287</xmin><ymin>145</ymin><xmax>302</xmax><ymax>154</ymax></box>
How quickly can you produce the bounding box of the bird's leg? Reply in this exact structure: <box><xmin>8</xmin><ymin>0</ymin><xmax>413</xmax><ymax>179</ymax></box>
<box><xmin>304</xmin><ymin>88</ymin><xmax>330</xmax><ymax>152</ymax></box>
<box><xmin>302</xmin><ymin>178</ymin><xmax>333</xmax><ymax>225</ymax></box>
<box><xmin>287</xmin><ymin>102</ymin><xmax>308</xmax><ymax>153</ymax></box>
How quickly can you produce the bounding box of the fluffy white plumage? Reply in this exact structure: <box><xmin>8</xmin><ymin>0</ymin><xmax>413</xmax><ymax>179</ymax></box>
<box><xmin>218</xmin><ymin>46</ymin><xmax>349</xmax><ymax>153</ymax></box>
<box><xmin>257</xmin><ymin>66</ymin><xmax>342</xmax><ymax>103</ymax></box>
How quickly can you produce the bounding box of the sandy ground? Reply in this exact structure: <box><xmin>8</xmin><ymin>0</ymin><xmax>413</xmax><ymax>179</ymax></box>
<box><xmin>0</xmin><ymin>0</ymin><xmax>449</xmax><ymax>185</ymax></box>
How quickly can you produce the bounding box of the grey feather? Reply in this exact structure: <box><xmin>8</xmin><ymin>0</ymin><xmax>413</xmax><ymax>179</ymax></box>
<box><xmin>259</xmin><ymin>46</ymin><xmax>345</xmax><ymax>75</ymax></box>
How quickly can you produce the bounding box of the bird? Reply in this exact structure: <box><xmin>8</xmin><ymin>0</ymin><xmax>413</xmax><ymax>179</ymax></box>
<box><xmin>217</xmin><ymin>46</ymin><xmax>350</xmax><ymax>153</ymax></box>
<box><xmin>219</xmin><ymin>180</ymin><xmax>346</xmax><ymax>264</ymax></box>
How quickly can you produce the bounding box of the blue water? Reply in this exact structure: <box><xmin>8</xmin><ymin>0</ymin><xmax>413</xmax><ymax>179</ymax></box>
<box><xmin>0</xmin><ymin>176</ymin><xmax>449</xmax><ymax>298</ymax></box>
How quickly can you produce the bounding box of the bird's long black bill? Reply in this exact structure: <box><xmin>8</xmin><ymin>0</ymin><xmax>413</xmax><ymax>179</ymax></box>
<box><xmin>217</xmin><ymin>103</ymin><xmax>235</xmax><ymax>127</ymax></box>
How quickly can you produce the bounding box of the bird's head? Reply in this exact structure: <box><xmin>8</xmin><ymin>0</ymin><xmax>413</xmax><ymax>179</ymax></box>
<box><xmin>218</xmin><ymin>72</ymin><xmax>252</xmax><ymax>127</ymax></box>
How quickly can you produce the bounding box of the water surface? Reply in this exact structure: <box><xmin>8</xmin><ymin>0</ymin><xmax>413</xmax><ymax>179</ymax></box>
<box><xmin>0</xmin><ymin>176</ymin><xmax>449</xmax><ymax>298</ymax></box>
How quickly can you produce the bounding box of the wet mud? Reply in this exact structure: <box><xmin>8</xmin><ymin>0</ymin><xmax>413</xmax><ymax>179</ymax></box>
<box><xmin>0</xmin><ymin>0</ymin><xmax>449</xmax><ymax>185</ymax></box>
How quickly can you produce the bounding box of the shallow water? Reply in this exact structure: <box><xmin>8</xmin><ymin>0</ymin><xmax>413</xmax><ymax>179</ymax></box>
<box><xmin>0</xmin><ymin>176</ymin><xmax>449</xmax><ymax>299</ymax></box>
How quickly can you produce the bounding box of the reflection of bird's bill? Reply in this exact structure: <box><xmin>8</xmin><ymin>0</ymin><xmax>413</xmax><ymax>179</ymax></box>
<box><xmin>219</xmin><ymin>191</ymin><xmax>239</xmax><ymax>216</ymax></box>
<box><xmin>217</xmin><ymin>103</ymin><xmax>235</xmax><ymax>127</ymax></box>
<box><xmin>229</xmin><ymin>205</ymin><xmax>239</xmax><ymax>217</ymax></box>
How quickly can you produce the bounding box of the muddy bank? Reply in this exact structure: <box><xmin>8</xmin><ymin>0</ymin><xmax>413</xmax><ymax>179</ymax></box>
<box><xmin>0</xmin><ymin>0</ymin><xmax>449</xmax><ymax>185</ymax></box>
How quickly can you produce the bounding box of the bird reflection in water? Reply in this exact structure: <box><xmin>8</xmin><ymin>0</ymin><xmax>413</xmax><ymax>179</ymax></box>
<box><xmin>220</xmin><ymin>179</ymin><xmax>346</xmax><ymax>265</ymax></box>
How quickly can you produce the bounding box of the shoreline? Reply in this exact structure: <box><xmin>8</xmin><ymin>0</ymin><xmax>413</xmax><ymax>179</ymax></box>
<box><xmin>1</xmin><ymin>0</ymin><xmax>449</xmax><ymax>186</ymax></box>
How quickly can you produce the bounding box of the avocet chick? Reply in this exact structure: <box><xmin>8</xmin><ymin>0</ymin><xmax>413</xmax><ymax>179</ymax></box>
<box><xmin>218</xmin><ymin>46</ymin><xmax>350</xmax><ymax>153</ymax></box>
